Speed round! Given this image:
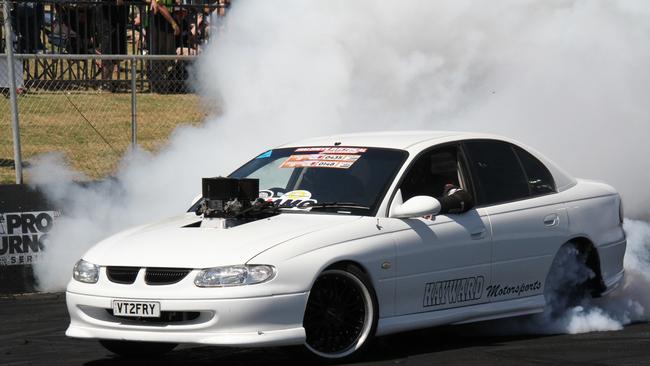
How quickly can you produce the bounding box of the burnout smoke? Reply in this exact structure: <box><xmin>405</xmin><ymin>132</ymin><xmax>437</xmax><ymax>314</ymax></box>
<box><xmin>29</xmin><ymin>0</ymin><xmax>650</xmax><ymax>336</ymax></box>
<box><xmin>479</xmin><ymin>219</ymin><xmax>650</xmax><ymax>335</ymax></box>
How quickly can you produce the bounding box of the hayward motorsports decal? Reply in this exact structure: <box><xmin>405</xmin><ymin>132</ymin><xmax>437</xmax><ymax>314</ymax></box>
<box><xmin>0</xmin><ymin>211</ymin><xmax>59</xmax><ymax>266</ymax></box>
<box><xmin>423</xmin><ymin>276</ymin><xmax>485</xmax><ymax>307</ymax></box>
<box><xmin>486</xmin><ymin>281</ymin><xmax>542</xmax><ymax>298</ymax></box>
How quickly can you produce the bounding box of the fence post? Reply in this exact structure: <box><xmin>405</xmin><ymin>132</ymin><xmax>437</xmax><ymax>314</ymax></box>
<box><xmin>3</xmin><ymin>0</ymin><xmax>23</xmax><ymax>184</ymax></box>
<box><xmin>130</xmin><ymin>55</ymin><xmax>137</xmax><ymax>149</ymax></box>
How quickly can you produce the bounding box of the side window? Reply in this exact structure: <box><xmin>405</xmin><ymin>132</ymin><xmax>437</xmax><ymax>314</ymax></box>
<box><xmin>514</xmin><ymin>146</ymin><xmax>556</xmax><ymax>196</ymax></box>
<box><xmin>464</xmin><ymin>140</ymin><xmax>530</xmax><ymax>205</ymax></box>
<box><xmin>400</xmin><ymin>145</ymin><xmax>465</xmax><ymax>201</ymax></box>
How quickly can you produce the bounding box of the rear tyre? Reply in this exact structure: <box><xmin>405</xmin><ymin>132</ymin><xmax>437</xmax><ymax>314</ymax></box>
<box><xmin>303</xmin><ymin>266</ymin><xmax>378</xmax><ymax>360</ymax></box>
<box><xmin>99</xmin><ymin>340</ymin><xmax>177</xmax><ymax>357</ymax></box>
<box><xmin>544</xmin><ymin>243</ymin><xmax>596</xmax><ymax>317</ymax></box>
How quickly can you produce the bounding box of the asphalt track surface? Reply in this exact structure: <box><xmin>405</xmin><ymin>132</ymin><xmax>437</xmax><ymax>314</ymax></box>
<box><xmin>2</xmin><ymin>293</ymin><xmax>650</xmax><ymax>366</ymax></box>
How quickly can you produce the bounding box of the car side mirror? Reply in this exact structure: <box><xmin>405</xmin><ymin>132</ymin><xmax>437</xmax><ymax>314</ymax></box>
<box><xmin>389</xmin><ymin>189</ymin><xmax>441</xmax><ymax>219</ymax></box>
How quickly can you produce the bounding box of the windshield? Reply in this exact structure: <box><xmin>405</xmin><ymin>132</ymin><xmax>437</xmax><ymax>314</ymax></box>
<box><xmin>229</xmin><ymin>147</ymin><xmax>408</xmax><ymax>215</ymax></box>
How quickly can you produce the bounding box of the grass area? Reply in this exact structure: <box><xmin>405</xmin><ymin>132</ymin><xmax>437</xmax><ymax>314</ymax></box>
<box><xmin>0</xmin><ymin>90</ymin><xmax>211</xmax><ymax>183</ymax></box>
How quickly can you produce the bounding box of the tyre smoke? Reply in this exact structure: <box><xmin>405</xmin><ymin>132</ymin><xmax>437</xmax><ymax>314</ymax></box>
<box><xmin>28</xmin><ymin>0</ymin><xmax>650</xmax><ymax>337</ymax></box>
<box><xmin>478</xmin><ymin>219</ymin><xmax>650</xmax><ymax>335</ymax></box>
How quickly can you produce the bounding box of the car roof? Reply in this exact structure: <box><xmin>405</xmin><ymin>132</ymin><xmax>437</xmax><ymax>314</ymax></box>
<box><xmin>278</xmin><ymin>130</ymin><xmax>492</xmax><ymax>150</ymax></box>
<box><xmin>278</xmin><ymin>130</ymin><xmax>576</xmax><ymax>192</ymax></box>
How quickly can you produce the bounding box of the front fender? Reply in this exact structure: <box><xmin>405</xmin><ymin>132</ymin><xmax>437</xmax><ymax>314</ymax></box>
<box><xmin>250</xmin><ymin>218</ymin><xmax>397</xmax><ymax>317</ymax></box>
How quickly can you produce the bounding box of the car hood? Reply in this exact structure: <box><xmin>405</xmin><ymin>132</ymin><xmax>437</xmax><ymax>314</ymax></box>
<box><xmin>83</xmin><ymin>213</ymin><xmax>363</xmax><ymax>268</ymax></box>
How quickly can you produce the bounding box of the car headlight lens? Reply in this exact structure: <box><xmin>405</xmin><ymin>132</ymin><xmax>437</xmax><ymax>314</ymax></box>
<box><xmin>73</xmin><ymin>259</ymin><xmax>99</xmax><ymax>284</ymax></box>
<box><xmin>194</xmin><ymin>265</ymin><xmax>275</xmax><ymax>287</ymax></box>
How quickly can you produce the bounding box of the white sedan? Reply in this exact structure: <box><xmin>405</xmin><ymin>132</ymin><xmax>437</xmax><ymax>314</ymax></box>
<box><xmin>66</xmin><ymin>131</ymin><xmax>626</xmax><ymax>360</ymax></box>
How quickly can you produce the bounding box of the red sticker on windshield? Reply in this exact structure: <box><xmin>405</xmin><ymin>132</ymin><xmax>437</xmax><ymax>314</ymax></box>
<box><xmin>280</xmin><ymin>154</ymin><xmax>360</xmax><ymax>169</ymax></box>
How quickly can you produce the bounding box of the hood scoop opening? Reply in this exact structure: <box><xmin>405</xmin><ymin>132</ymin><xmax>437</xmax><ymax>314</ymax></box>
<box><xmin>189</xmin><ymin>177</ymin><xmax>279</xmax><ymax>229</ymax></box>
<box><xmin>200</xmin><ymin>217</ymin><xmax>243</xmax><ymax>229</ymax></box>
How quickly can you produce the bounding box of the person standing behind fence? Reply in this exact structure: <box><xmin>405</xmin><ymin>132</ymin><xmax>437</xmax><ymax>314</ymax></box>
<box><xmin>12</xmin><ymin>2</ymin><xmax>45</xmax><ymax>53</ymax></box>
<box><xmin>95</xmin><ymin>0</ymin><xmax>128</xmax><ymax>91</ymax></box>
<box><xmin>148</xmin><ymin>0</ymin><xmax>180</xmax><ymax>93</ymax></box>
<box><xmin>54</xmin><ymin>3</ymin><xmax>95</xmax><ymax>54</ymax></box>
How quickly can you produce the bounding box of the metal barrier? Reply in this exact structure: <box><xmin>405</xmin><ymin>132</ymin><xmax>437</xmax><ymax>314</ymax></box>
<box><xmin>1</xmin><ymin>0</ymin><xmax>229</xmax><ymax>56</ymax></box>
<box><xmin>1</xmin><ymin>0</ymin><xmax>231</xmax><ymax>184</ymax></box>
<box><xmin>0</xmin><ymin>53</ymin><xmax>212</xmax><ymax>184</ymax></box>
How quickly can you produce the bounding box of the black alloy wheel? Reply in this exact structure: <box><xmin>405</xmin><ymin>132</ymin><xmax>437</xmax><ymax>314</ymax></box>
<box><xmin>99</xmin><ymin>340</ymin><xmax>177</xmax><ymax>357</ymax></box>
<box><xmin>303</xmin><ymin>266</ymin><xmax>377</xmax><ymax>360</ymax></box>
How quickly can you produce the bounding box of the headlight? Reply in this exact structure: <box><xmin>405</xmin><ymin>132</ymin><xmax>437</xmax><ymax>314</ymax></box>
<box><xmin>194</xmin><ymin>265</ymin><xmax>275</xmax><ymax>287</ymax></box>
<box><xmin>73</xmin><ymin>259</ymin><xmax>99</xmax><ymax>284</ymax></box>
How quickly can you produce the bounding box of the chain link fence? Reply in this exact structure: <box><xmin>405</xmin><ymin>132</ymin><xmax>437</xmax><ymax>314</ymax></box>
<box><xmin>0</xmin><ymin>0</ymin><xmax>231</xmax><ymax>183</ymax></box>
<box><xmin>0</xmin><ymin>53</ymin><xmax>214</xmax><ymax>183</ymax></box>
<box><xmin>0</xmin><ymin>0</ymin><xmax>230</xmax><ymax>183</ymax></box>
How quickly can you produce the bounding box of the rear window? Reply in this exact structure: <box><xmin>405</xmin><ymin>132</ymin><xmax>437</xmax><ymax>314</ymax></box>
<box><xmin>514</xmin><ymin>146</ymin><xmax>556</xmax><ymax>196</ymax></box>
<box><xmin>464</xmin><ymin>140</ymin><xmax>530</xmax><ymax>205</ymax></box>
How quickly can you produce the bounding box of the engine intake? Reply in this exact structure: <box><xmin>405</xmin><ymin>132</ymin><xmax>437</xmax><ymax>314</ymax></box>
<box><xmin>200</xmin><ymin>177</ymin><xmax>259</xmax><ymax>218</ymax></box>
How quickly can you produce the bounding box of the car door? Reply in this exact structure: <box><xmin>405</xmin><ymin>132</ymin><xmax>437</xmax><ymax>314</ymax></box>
<box><xmin>463</xmin><ymin>139</ymin><xmax>569</xmax><ymax>302</ymax></box>
<box><xmin>389</xmin><ymin>144</ymin><xmax>492</xmax><ymax>315</ymax></box>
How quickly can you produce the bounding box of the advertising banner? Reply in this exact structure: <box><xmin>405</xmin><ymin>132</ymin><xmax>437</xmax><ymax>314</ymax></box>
<box><xmin>0</xmin><ymin>185</ymin><xmax>58</xmax><ymax>293</ymax></box>
<box><xmin>0</xmin><ymin>210</ymin><xmax>59</xmax><ymax>266</ymax></box>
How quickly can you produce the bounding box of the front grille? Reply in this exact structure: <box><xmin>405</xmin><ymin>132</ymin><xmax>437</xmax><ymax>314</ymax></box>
<box><xmin>106</xmin><ymin>267</ymin><xmax>140</xmax><ymax>284</ymax></box>
<box><xmin>145</xmin><ymin>268</ymin><xmax>191</xmax><ymax>285</ymax></box>
<box><xmin>106</xmin><ymin>309</ymin><xmax>201</xmax><ymax>323</ymax></box>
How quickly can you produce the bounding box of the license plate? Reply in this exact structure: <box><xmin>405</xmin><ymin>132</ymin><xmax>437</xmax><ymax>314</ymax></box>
<box><xmin>112</xmin><ymin>300</ymin><xmax>161</xmax><ymax>318</ymax></box>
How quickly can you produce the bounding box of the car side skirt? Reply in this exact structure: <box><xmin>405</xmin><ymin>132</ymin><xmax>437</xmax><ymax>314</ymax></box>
<box><xmin>376</xmin><ymin>295</ymin><xmax>545</xmax><ymax>336</ymax></box>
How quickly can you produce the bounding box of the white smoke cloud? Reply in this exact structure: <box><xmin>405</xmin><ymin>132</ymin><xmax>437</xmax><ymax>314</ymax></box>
<box><xmin>28</xmin><ymin>0</ymin><xmax>650</xmax><ymax>337</ymax></box>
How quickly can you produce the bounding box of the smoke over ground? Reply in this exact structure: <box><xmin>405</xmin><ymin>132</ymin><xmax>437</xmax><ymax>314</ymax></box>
<box><xmin>29</xmin><ymin>0</ymin><xmax>650</xmax><ymax>336</ymax></box>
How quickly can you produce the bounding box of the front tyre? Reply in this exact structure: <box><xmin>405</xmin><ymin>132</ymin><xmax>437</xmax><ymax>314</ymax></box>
<box><xmin>303</xmin><ymin>266</ymin><xmax>378</xmax><ymax>360</ymax></box>
<box><xmin>99</xmin><ymin>340</ymin><xmax>177</xmax><ymax>357</ymax></box>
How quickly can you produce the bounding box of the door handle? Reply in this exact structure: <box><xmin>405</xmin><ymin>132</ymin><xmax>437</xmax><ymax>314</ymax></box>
<box><xmin>470</xmin><ymin>228</ymin><xmax>487</xmax><ymax>240</ymax></box>
<box><xmin>543</xmin><ymin>214</ymin><xmax>560</xmax><ymax>227</ymax></box>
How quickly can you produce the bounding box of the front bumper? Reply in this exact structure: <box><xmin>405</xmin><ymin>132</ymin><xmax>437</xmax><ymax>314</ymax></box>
<box><xmin>66</xmin><ymin>290</ymin><xmax>309</xmax><ymax>347</ymax></box>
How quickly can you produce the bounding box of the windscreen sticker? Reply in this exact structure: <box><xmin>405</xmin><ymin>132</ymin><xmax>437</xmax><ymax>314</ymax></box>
<box><xmin>280</xmin><ymin>154</ymin><xmax>361</xmax><ymax>169</ymax></box>
<box><xmin>282</xmin><ymin>190</ymin><xmax>312</xmax><ymax>200</ymax></box>
<box><xmin>258</xmin><ymin>190</ymin><xmax>274</xmax><ymax>199</ymax></box>
<box><xmin>286</xmin><ymin>154</ymin><xmax>360</xmax><ymax>162</ymax></box>
<box><xmin>295</xmin><ymin>147</ymin><xmax>367</xmax><ymax>154</ymax></box>
<box><xmin>259</xmin><ymin>190</ymin><xmax>317</xmax><ymax>210</ymax></box>
<box><xmin>255</xmin><ymin>150</ymin><xmax>273</xmax><ymax>159</ymax></box>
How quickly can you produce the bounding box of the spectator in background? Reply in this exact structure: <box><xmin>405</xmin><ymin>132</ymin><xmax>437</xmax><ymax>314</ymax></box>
<box><xmin>209</xmin><ymin>0</ymin><xmax>230</xmax><ymax>39</ymax></box>
<box><xmin>188</xmin><ymin>11</ymin><xmax>208</xmax><ymax>52</ymax></box>
<box><xmin>53</xmin><ymin>3</ymin><xmax>95</xmax><ymax>54</ymax></box>
<box><xmin>130</xmin><ymin>9</ymin><xmax>145</xmax><ymax>54</ymax></box>
<box><xmin>95</xmin><ymin>0</ymin><xmax>128</xmax><ymax>91</ymax></box>
<box><xmin>12</xmin><ymin>2</ymin><xmax>45</xmax><ymax>53</ymax></box>
<box><xmin>148</xmin><ymin>0</ymin><xmax>180</xmax><ymax>93</ymax></box>
<box><xmin>175</xmin><ymin>5</ymin><xmax>204</xmax><ymax>55</ymax></box>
